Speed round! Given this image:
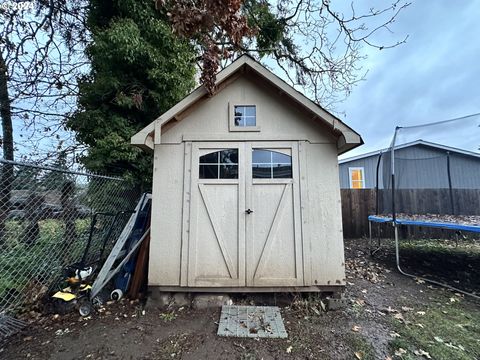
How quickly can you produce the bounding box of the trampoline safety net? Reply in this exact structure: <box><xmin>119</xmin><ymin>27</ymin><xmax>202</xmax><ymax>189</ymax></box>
<box><xmin>373</xmin><ymin>113</ymin><xmax>480</xmax><ymax>230</ymax></box>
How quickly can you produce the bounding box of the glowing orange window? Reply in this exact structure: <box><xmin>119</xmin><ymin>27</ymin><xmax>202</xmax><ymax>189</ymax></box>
<box><xmin>349</xmin><ymin>167</ymin><xmax>365</xmax><ymax>189</ymax></box>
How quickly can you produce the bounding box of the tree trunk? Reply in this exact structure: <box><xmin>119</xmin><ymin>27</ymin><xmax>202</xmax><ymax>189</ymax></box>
<box><xmin>0</xmin><ymin>51</ymin><xmax>14</xmax><ymax>244</ymax></box>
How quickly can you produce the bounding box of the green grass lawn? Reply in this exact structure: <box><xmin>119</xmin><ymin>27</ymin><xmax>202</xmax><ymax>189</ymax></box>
<box><xmin>0</xmin><ymin>219</ymin><xmax>91</xmax><ymax>311</ymax></box>
<box><xmin>389</xmin><ymin>295</ymin><xmax>480</xmax><ymax>360</ymax></box>
<box><xmin>399</xmin><ymin>238</ymin><xmax>480</xmax><ymax>256</ymax></box>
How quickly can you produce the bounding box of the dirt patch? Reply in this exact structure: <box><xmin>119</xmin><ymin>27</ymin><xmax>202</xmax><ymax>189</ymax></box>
<box><xmin>1</xmin><ymin>238</ymin><xmax>478</xmax><ymax>360</ymax></box>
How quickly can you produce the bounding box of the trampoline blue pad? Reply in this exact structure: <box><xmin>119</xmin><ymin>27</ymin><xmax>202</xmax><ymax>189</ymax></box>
<box><xmin>368</xmin><ymin>215</ymin><xmax>480</xmax><ymax>233</ymax></box>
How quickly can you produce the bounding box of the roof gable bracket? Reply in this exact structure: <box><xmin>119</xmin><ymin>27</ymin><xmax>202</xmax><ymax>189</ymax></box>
<box><xmin>154</xmin><ymin>119</ymin><xmax>162</xmax><ymax>145</ymax></box>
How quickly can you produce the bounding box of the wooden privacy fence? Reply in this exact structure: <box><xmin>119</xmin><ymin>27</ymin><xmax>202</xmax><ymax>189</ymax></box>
<box><xmin>341</xmin><ymin>189</ymin><xmax>480</xmax><ymax>238</ymax></box>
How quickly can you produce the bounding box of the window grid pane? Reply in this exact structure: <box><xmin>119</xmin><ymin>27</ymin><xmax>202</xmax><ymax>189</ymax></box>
<box><xmin>252</xmin><ymin>149</ymin><xmax>292</xmax><ymax>179</ymax></box>
<box><xmin>351</xmin><ymin>180</ymin><xmax>364</xmax><ymax>189</ymax></box>
<box><xmin>234</xmin><ymin>105</ymin><xmax>256</xmax><ymax>127</ymax></box>
<box><xmin>349</xmin><ymin>168</ymin><xmax>364</xmax><ymax>188</ymax></box>
<box><xmin>199</xmin><ymin>149</ymin><xmax>238</xmax><ymax>179</ymax></box>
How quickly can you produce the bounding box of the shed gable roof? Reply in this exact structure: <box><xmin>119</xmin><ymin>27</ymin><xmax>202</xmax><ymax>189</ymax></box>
<box><xmin>131</xmin><ymin>54</ymin><xmax>362</xmax><ymax>154</ymax></box>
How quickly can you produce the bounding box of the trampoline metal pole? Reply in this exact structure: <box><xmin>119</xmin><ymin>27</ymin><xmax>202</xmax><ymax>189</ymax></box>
<box><xmin>369</xmin><ymin>220</ymin><xmax>372</xmax><ymax>255</ymax></box>
<box><xmin>375</xmin><ymin>152</ymin><xmax>382</xmax><ymax>215</ymax></box>
<box><xmin>446</xmin><ymin>151</ymin><xmax>455</xmax><ymax>215</ymax></box>
<box><xmin>390</xmin><ymin>127</ymin><xmax>400</xmax><ymax>223</ymax></box>
<box><xmin>394</xmin><ymin>224</ymin><xmax>400</xmax><ymax>271</ymax></box>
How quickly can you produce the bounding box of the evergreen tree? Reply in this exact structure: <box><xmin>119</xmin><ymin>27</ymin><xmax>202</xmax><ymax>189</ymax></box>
<box><xmin>67</xmin><ymin>0</ymin><xmax>196</xmax><ymax>187</ymax></box>
<box><xmin>12</xmin><ymin>167</ymin><xmax>41</xmax><ymax>191</ymax></box>
<box><xmin>40</xmin><ymin>152</ymin><xmax>72</xmax><ymax>190</ymax></box>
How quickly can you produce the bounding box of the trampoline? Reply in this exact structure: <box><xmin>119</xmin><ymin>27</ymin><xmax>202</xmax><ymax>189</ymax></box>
<box><xmin>369</xmin><ymin>215</ymin><xmax>480</xmax><ymax>233</ymax></box>
<box><xmin>367</xmin><ymin>114</ymin><xmax>480</xmax><ymax>299</ymax></box>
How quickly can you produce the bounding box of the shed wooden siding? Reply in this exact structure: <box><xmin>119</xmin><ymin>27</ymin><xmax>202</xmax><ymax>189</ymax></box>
<box><xmin>148</xmin><ymin>72</ymin><xmax>346</xmax><ymax>288</ymax></box>
<box><xmin>339</xmin><ymin>144</ymin><xmax>480</xmax><ymax>189</ymax></box>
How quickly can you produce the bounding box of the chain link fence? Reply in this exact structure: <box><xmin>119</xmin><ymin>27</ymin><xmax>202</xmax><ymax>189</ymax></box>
<box><xmin>0</xmin><ymin>159</ymin><xmax>141</xmax><ymax>314</ymax></box>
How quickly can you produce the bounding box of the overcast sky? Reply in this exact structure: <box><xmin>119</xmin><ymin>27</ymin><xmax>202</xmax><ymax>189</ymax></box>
<box><xmin>8</xmin><ymin>1</ymin><xmax>480</xmax><ymax>162</ymax></box>
<box><xmin>338</xmin><ymin>1</ymin><xmax>480</xmax><ymax>158</ymax></box>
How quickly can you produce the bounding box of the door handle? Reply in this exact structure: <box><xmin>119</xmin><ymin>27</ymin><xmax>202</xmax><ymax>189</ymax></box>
<box><xmin>245</xmin><ymin>209</ymin><xmax>253</xmax><ymax>214</ymax></box>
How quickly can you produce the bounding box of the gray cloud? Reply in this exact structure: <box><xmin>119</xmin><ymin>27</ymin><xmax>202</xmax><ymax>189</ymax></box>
<box><xmin>340</xmin><ymin>0</ymin><xmax>480</xmax><ymax>157</ymax></box>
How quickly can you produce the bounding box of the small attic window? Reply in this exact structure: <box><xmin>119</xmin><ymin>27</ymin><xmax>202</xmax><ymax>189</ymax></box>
<box><xmin>229</xmin><ymin>103</ymin><xmax>260</xmax><ymax>132</ymax></box>
<box><xmin>234</xmin><ymin>105</ymin><xmax>256</xmax><ymax>127</ymax></box>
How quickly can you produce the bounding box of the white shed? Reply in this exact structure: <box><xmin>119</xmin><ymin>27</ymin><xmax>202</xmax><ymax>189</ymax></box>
<box><xmin>131</xmin><ymin>55</ymin><xmax>362</xmax><ymax>293</ymax></box>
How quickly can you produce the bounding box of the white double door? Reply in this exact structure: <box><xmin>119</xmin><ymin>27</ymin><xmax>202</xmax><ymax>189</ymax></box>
<box><xmin>186</xmin><ymin>142</ymin><xmax>303</xmax><ymax>287</ymax></box>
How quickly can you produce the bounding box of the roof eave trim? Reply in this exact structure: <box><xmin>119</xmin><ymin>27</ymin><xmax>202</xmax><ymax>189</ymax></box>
<box><xmin>131</xmin><ymin>54</ymin><xmax>362</xmax><ymax>151</ymax></box>
<box><xmin>337</xmin><ymin>132</ymin><xmax>364</xmax><ymax>155</ymax></box>
<box><xmin>245</xmin><ymin>59</ymin><xmax>359</xmax><ymax>138</ymax></box>
<box><xmin>131</xmin><ymin>122</ymin><xmax>155</xmax><ymax>150</ymax></box>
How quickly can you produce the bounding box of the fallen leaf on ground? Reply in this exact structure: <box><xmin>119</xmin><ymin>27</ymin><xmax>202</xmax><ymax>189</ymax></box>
<box><xmin>445</xmin><ymin>342</ymin><xmax>465</xmax><ymax>351</ymax></box>
<box><xmin>354</xmin><ymin>351</ymin><xmax>364</xmax><ymax>359</ymax></box>
<box><xmin>414</xmin><ymin>349</ymin><xmax>432</xmax><ymax>359</ymax></box>
<box><xmin>311</xmin><ymin>307</ymin><xmax>321</xmax><ymax>315</ymax></box>
<box><xmin>319</xmin><ymin>300</ymin><xmax>326</xmax><ymax>312</ymax></box>
<box><xmin>233</xmin><ymin>342</ymin><xmax>246</xmax><ymax>350</ymax></box>
<box><xmin>355</xmin><ymin>299</ymin><xmax>365</xmax><ymax>306</ymax></box>
<box><xmin>393</xmin><ymin>313</ymin><xmax>405</xmax><ymax>322</ymax></box>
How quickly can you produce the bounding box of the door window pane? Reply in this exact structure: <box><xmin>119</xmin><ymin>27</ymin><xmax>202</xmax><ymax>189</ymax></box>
<box><xmin>252</xmin><ymin>149</ymin><xmax>271</xmax><ymax>163</ymax></box>
<box><xmin>220</xmin><ymin>165</ymin><xmax>238</xmax><ymax>179</ymax></box>
<box><xmin>200</xmin><ymin>152</ymin><xmax>218</xmax><ymax>163</ymax></box>
<box><xmin>252</xmin><ymin>149</ymin><xmax>292</xmax><ymax>179</ymax></box>
<box><xmin>272</xmin><ymin>151</ymin><xmax>291</xmax><ymax>163</ymax></box>
<box><xmin>273</xmin><ymin>164</ymin><xmax>293</xmax><ymax>178</ymax></box>
<box><xmin>199</xmin><ymin>165</ymin><xmax>218</xmax><ymax>179</ymax></box>
<box><xmin>220</xmin><ymin>149</ymin><xmax>238</xmax><ymax>164</ymax></box>
<box><xmin>199</xmin><ymin>149</ymin><xmax>238</xmax><ymax>179</ymax></box>
<box><xmin>252</xmin><ymin>164</ymin><xmax>271</xmax><ymax>178</ymax></box>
